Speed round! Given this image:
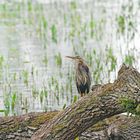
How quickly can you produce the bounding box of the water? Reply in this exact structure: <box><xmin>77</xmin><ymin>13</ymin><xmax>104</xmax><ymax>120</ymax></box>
<box><xmin>0</xmin><ymin>0</ymin><xmax>139</xmax><ymax>116</ymax></box>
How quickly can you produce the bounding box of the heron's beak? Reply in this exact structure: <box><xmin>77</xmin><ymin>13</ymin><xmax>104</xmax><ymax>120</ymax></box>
<box><xmin>65</xmin><ymin>56</ymin><xmax>76</xmax><ymax>60</ymax></box>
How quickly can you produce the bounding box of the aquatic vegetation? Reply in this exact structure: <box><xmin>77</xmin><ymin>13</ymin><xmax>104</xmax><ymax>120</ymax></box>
<box><xmin>90</xmin><ymin>13</ymin><xmax>96</xmax><ymax>38</ymax></box>
<box><xmin>0</xmin><ymin>55</ymin><xmax>4</xmax><ymax>79</ymax></box>
<box><xmin>3</xmin><ymin>93</ymin><xmax>10</xmax><ymax>116</ymax></box>
<box><xmin>51</xmin><ymin>24</ymin><xmax>57</xmax><ymax>43</ymax></box>
<box><xmin>0</xmin><ymin>55</ymin><xmax>4</xmax><ymax>68</ymax></box>
<box><xmin>28</xmin><ymin>0</ymin><xmax>32</xmax><ymax>12</ymax></box>
<box><xmin>63</xmin><ymin>103</ymin><xmax>66</xmax><ymax>109</ymax></box>
<box><xmin>43</xmin><ymin>55</ymin><xmax>48</xmax><ymax>66</ymax></box>
<box><xmin>42</xmin><ymin>16</ymin><xmax>48</xmax><ymax>30</ymax></box>
<box><xmin>13</xmin><ymin>72</ymin><xmax>17</xmax><ymax>81</ymax></box>
<box><xmin>0</xmin><ymin>0</ymin><xmax>139</xmax><ymax>116</ymax></box>
<box><xmin>106</xmin><ymin>47</ymin><xmax>117</xmax><ymax>80</ymax></box>
<box><xmin>73</xmin><ymin>95</ymin><xmax>78</xmax><ymax>103</ymax></box>
<box><xmin>70</xmin><ymin>1</ymin><xmax>77</xmax><ymax>10</ymax></box>
<box><xmin>116</xmin><ymin>1</ymin><xmax>137</xmax><ymax>40</ymax></box>
<box><xmin>39</xmin><ymin>88</ymin><xmax>48</xmax><ymax>106</ymax></box>
<box><xmin>117</xmin><ymin>15</ymin><xmax>125</xmax><ymax>34</ymax></box>
<box><xmin>3</xmin><ymin>90</ymin><xmax>17</xmax><ymax>116</ymax></box>
<box><xmin>32</xmin><ymin>86</ymin><xmax>39</xmax><ymax>99</ymax></box>
<box><xmin>40</xmin><ymin>90</ymin><xmax>44</xmax><ymax>105</ymax></box>
<box><xmin>22</xmin><ymin>70</ymin><xmax>29</xmax><ymax>87</ymax></box>
<box><xmin>54</xmin><ymin>53</ymin><xmax>62</xmax><ymax>67</ymax></box>
<box><xmin>11</xmin><ymin>92</ymin><xmax>17</xmax><ymax>114</ymax></box>
<box><xmin>21</xmin><ymin>97</ymin><xmax>29</xmax><ymax>114</ymax></box>
<box><xmin>124</xmin><ymin>53</ymin><xmax>135</xmax><ymax>66</ymax></box>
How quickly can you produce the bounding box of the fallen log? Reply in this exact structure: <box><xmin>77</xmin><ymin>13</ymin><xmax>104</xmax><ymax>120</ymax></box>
<box><xmin>0</xmin><ymin>111</ymin><xmax>139</xmax><ymax>140</ymax></box>
<box><xmin>31</xmin><ymin>64</ymin><xmax>140</xmax><ymax>140</ymax></box>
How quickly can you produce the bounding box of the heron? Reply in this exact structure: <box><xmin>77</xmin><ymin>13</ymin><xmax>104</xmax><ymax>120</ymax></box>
<box><xmin>66</xmin><ymin>56</ymin><xmax>91</xmax><ymax>97</ymax></box>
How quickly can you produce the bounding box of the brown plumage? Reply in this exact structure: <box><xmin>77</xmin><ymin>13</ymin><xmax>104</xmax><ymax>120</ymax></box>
<box><xmin>66</xmin><ymin>56</ymin><xmax>91</xmax><ymax>97</ymax></box>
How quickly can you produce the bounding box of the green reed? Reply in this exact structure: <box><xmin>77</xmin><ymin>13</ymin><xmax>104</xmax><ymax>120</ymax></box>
<box><xmin>124</xmin><ymin>53</ymin><xmax>135</xmax><ymax>66</ymax></box>
<box><xmin>22</xmin><ymin>70</ymin><xmax>29</xmax><ymax>87</ymax></box>
<box><xmin>54</xmin><ymin>53</ymin><xmax>62</xmax><ymax>67</ymax></box>
<box><xmin>51</xmin><ymin>24</ymin><xmax>57</xmax><ymax>43</ymax></box>
<box><xmin>3</xmin><ymin>93</ymin><xmax>10</xmax><ymax>116</ymax></box>
<box><xmin>11</xmin><ymin>92</ymin><xmax>17</xmax><ymax>114</ymax></box>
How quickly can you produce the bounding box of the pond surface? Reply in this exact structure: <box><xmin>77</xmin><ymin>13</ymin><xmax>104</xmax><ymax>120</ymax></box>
<box><xmin>0</xmin><ymin>0</ymin><xmax>139</xmax><ymax>116</ymax></box>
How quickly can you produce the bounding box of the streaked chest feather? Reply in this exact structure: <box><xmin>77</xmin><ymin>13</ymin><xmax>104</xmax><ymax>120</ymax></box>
<box><xmin>75</xmin><ymin>65</ymin><xmax>89</xmax><ymax>85</ymax></box>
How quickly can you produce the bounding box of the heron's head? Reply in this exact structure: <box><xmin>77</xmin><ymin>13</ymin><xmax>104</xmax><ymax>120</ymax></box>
<box><xmin>66</xmin><ymin>56</ymin><xmax>84</xmax><ymax>64</ymax></box>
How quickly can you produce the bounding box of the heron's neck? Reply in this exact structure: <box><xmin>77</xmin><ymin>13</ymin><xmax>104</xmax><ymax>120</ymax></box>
<box><xmin>75</xmin><ymin>62</ymin><xmax>88</xmax><ymax>85</ymax></box>
<box><xmin>75</xmin><ymin>62</ymin><xmax>84</xmax><ymax>74</ymax></box>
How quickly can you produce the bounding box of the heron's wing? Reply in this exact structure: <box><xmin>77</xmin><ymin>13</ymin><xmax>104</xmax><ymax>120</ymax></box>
<box><xmin>80</xmin><ymin>63</ymin><xmax>91</xmax><ymax>86</ymax></box>
<box><xmin>76</xmin><ymin>63</ymin><xmax>91</xmax><ymax>94</ymax></box>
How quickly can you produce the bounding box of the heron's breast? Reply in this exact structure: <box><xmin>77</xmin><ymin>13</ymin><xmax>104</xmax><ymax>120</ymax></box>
<box><xmin>76</xmin><ymin>73</ymin><xmax>88</xmax><ymax>85</ymax></box>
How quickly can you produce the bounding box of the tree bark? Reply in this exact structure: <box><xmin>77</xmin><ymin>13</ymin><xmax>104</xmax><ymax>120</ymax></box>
<box><xmin>0</xmin><ymin>111</ymin><xmax>139</xmax><ymax>140</ymax></box>
<box><xmin>31</xmin><ymin>64</ymin><xmax>140</xmax><ymax>140</ymax></box>
<box><xmin>0</xmin><ymin>111</ymin><xmax>58</xmax><ymax>140</ymax></box>
<box><xmin>80</xmin><ymin>115</ymin><xmax>140</xmax><ymax>140</ymax></box>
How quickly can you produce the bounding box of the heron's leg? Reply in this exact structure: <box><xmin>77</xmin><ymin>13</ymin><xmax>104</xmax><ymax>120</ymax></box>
<box><xmin>81</xmin><ymin>93</ymin><xmax>84</xmax><ymax>97</ymax></box>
